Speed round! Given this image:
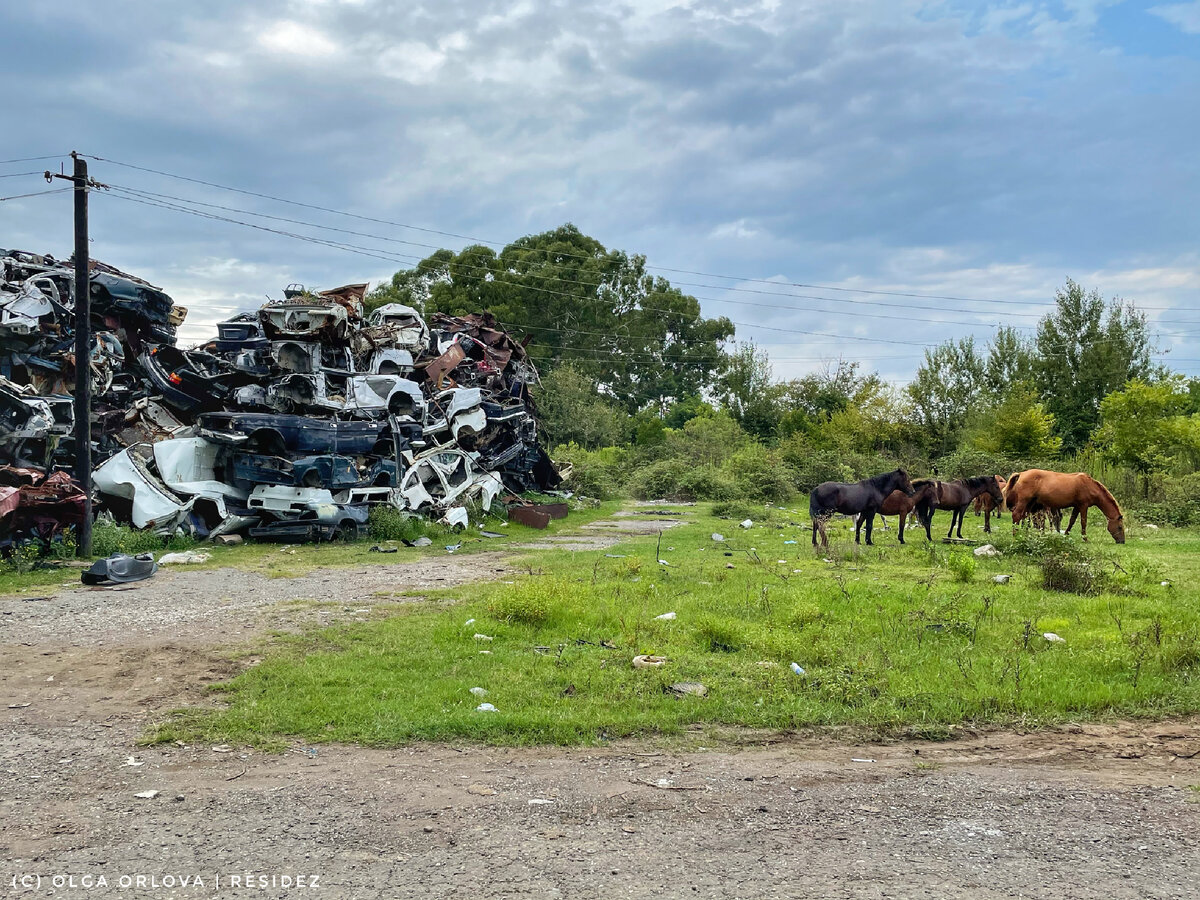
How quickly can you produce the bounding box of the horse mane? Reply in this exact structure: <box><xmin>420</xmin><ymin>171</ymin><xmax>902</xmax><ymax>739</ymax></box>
<box><xmin>867</xmin><ymin>468</ymin><xmax>906</xmax><ymax>488</ymax></box>
<box><xmin>911</xmin><ymin>478</ymin><xmax>935</xmax><ymax>488</ymax></box>
<box><xmin>1089</xmin><ymin>475</ymin><xmax>1123</xmax><ymax>517</ymax></box>
<box><xmin>962</xmin><ymin>475</ymin><xmax>993</xmax><ymax>490</ymax></box>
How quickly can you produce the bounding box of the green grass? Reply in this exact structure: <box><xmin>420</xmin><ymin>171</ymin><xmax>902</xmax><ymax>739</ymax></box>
<box><xmin>146</xmin><ymin>502</ymin><xmax>1200</xmax><ymax>748</ymax></box>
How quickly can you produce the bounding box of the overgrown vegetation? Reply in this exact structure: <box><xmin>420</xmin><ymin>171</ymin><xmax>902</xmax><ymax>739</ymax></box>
<box><xmin>149</xmin><ymin>504</ymin><xmax>1200</xmax><ymax>748</ymax></box>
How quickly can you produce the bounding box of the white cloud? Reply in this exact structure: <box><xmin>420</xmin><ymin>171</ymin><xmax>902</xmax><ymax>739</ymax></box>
<box><xmin>1150</xmin><ymin>1</ymin><xmax>1200</xmax><ymax>33</ymax></box>
<box><xmin>257</xmin><ymin>20</ymin><xmax>339</xmax><ymax>56</ymax></box>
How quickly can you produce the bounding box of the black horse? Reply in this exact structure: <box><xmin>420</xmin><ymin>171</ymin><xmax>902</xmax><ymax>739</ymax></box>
<box><xmin>810</xmin><ymin>469</ymin><xmax>915</xmax><ymax>549</ymax></box>
<box><xmin>916</xmin><ymin>476</ymin><xmax>1005</xmax><ymax>540</ymax></box>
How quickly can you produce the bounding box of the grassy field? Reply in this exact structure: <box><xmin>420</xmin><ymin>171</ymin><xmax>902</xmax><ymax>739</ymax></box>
<box><xmin>145</xmin><ymin>500</ymin><xmax>1200</xmax><ymax>747</ymax></box>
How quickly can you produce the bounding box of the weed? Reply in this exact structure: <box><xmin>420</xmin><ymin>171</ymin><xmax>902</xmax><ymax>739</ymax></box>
<box><xmin>367</xmin><ymin>506</ymin><xmax>428</xmax><ymax>543</ymax></box>
<box><xmin>947</xmin><ymin>552</ymin><xmax>976</xmax><ymax>583</ymax></box>
<box><xmin>695</xmin><ymin>615</ymin><xmax>743</xmax><ymax>653</ymax></box>
<box><xmin>1041</xmin><ymin>553</ymin><xmax>1097</xmax><ymax>594</ymax></box>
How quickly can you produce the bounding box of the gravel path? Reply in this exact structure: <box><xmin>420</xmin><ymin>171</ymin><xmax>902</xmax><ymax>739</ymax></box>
<box><xmin>0</xmin><ymin>553</ymin><xmax>510</xmax><ymax>647</ymax></box>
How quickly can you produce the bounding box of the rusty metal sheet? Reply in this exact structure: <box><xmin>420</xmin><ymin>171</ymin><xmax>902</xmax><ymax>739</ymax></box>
<box><xmin>509</xmin><ymin>505</ymin><xmax>550</xmax><ymax>529</ymax></box>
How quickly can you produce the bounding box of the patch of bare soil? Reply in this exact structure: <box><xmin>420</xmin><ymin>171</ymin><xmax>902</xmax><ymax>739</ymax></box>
<box><xmin>2</xmin><ymin>533</ymin><xmax>1200</xmax><ymax>899</ymax></box>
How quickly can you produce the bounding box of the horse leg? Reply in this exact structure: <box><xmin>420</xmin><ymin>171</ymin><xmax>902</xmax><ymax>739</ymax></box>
<box><xmin>812</xmin><ymin>519</ymin><xmax>817</xmax><ymax>547</ymax></box>
<box><xmin>1065</xmin><ymin>507</ymin><xmax>1079</xmax><ymax>535</ymax></box>
<box><xmin>898</xmin><ymin>512</ymin><xmax>905</xmax><ymax>544</ymax></box>
<box><xmin>864</xmin><ymin>509</ymin><xmax>875</xmax><ymax>546</ymax></box>
<box><xmin>956</xmin><ymin>505</ymin><xmax>967</xmax><ymax>539</ymax></box>
<box><xmin>854</xmin><ymin>514</ymin><xmax>863</xmax><ymax>544</ymax></box>
<box><xmin>984</xmin><ymin>508</ymin><xmax>992</xmax><ymax>534</ymax></box>
<box><xmin>1080</xmin><ymin>505</ymin><xmax>1088</xmax><ymax>541</ymax></box>
<box><xmin>946</xmin><ymin>509</ymin><xmax>956</xmax><ymax>539</ymax></box>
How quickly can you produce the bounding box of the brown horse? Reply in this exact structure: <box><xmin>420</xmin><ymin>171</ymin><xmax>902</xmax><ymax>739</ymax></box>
<box><xmin>876</xmin><ymin>481</ymin><xmax>940</xmax><ymax>543</ymax></box>
<box><xmin>971</xmin><ymin>475</ymin><xmax>1007</xmax><ymax>533</ymax></box>
<box><xmin>919</xmin><ymin>476</ymin><xmax>1006</xmax><ymax>540</ymax></box>
<box><xmin>1005</xmin><ymin>469</ymin><xmax>1125</xmax><ymax>543</ymax></box>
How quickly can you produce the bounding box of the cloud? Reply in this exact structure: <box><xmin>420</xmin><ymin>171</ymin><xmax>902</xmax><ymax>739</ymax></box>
<box><xmin>1151</xmin><ymin>1</ymin><xmax>1200</xmax><ymax>33</ymax></box>
<box><xmin>0</xmin><ymin>0</ymin><xmax>1198</xmax><ymax>381</ymax></box>
<box><xmin>257</xmin><ymin>20</ymin><xmax>340</xmax><ymax>56</ymax></box>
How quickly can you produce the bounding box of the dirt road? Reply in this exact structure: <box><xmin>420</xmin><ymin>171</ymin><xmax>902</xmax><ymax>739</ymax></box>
<box><xmin>3</xmin><ymin>549</ymin><xmax>1200</xmax><ymax>899</ymax></box>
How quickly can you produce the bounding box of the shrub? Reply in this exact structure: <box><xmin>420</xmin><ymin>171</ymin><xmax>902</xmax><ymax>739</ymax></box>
<box><xmin>947</xmin><ymin>552</ymin><xmax>976</xmax><ymax>583</ymax></box>
<box><xmin>91</xmin><ymin>519</ymin><xmax>196</xmax><ymax>557</ymax></box>
<box><xmin>367</xmin><ymin>506</ymin><xmax>428</xmax><ymax>543</ymax></box>
<box><xmin>555</xmin><ymin>443</ymin><xmax>627</xmax><ymax>499</ymax></box>
<box><xmin>628</xmin><ymin>459</ymin><xmax>738</xmax><ymax>502</ymax></box>
<box><xmin>711</xmin><ymin>500</ymin><xmax>762</xmax><ymax>520</ymax></box>
<box><xmin>1129</xmin><ymin>473</ymin><xmax>1200</xmax><ymax>527</ymax></box>
<box><xmin>1041</xmin><ymin>553</ymin><xmax>1098</xmax><ymax>594</ymax></box>
<box><xmin>933</xmin><ymin>447</ymin><xmax>1019</xmax><ymax>481</ymax></box>
<box><xmin>778</xmin><ymin>439</ymin><xmax>854</xmax><ymax>492</ymax></box>
<box><xmin>725</xmin><ymin>445</ymin><xmax>796</xmax><ymax>504</ymax></box>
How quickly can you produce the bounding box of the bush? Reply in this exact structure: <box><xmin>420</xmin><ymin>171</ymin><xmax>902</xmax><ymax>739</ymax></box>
<box><xmin>367</xmin><ymin>506</ymin><xmax>428</xmax><ymax>543</ymax></box>
<box><xmin>933</xmin><ymin>447</ymin><xmax>1019</xmax><ymax>481</ymax></box>
<box><xmin>726</xmin><ymin>445</ymin><xmax>796</xmax><ymax>504</ymax></box>
<box><xmin>947</xmin><ymin>552</ymin><xmax>976</xmax><ymax>583</ymax></box>
<box><xmin>628</xmin><ymin>459</ymin><xmax>739</xmax><ymax>502</ymax></box>
<box><xmin>695</xmin><ymin>615</ymin><xmax>743</xmax><ymax>653</ymax></box>
<box><xmin>711</xmin><ymin>500</ymin><xmax>764</xmax><ymax>520</ymax></box>
<box><xmin>555</xmin><ymin>443</ymin><xmax>628</xmax><ymax>499</ymax></box>
<box><xmin>1041</xmin><ymin>553</ymin><xmax>1098</xmax><ymax>594</ymax></box>
<box><xmin>91</xmin><ymin>519</ymin><xmax>196</xmax><ymax>558</ymax></box>
<box><xmin>778</xmin><ymin>438</ymin><xmax>854</xmax><ymax>492</ymax></box>
<box><xmin>487</xmin><ymin>580</ymin><xmax>570</xmax><ymax>626</ymax></box>
<box><xmin>1129</xmin><ymin>473</ymin><xmax>1200</xmax><ymax>527</ymax></box>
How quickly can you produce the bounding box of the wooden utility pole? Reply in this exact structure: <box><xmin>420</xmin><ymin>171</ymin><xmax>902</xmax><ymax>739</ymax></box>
<box><xmin>48</xmin><ymin>152</ymin><xmax>94</xmax><ymax>556</ymax></box>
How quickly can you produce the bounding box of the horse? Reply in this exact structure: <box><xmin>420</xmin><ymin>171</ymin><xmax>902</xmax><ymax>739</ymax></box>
<box><xmin>875</xmin><ymin>480</ymin><xmax>940</xmax><ymax>544</ymax></box>
<box><xmin>810</xmin><ymin>469</ymin><xmax>914</xmax><ymax>549</ymax></box>
<box><xmin>1005</xmin><ymin>469</ymin><xmax>1125</xmax><ymax>543</ymax></box>
<box><xmin>971</xmin><ymin>476</ymin><xmax>1008</xmax><ymax>533</ymax></box>
<box><xmin>918</xmin><ymin>476</ymin><xmax>1006</xmax><ymax>540</ymax></box>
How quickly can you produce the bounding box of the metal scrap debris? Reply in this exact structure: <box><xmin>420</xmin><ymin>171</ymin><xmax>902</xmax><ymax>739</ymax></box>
<box><xmin>0</xmin><ymin>250</ymin><xmax>563</xmax><ymax>549</ymax></box>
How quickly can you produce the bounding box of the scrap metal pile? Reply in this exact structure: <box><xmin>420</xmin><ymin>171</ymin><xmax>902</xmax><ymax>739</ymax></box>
<box><xmin>1</xmin><ymin>248</ymin><xmax>560</xmax><ymax>547</ymax></box>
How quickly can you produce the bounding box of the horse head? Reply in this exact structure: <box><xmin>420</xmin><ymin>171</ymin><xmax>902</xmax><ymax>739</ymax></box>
<box><xmin>985</xmin><ymin>475</ymin><xmax>1005</xmax><ymax>507</ymax></box>
<box><xmin>893</xmin><ymin>468</ymin><xmax>915</xmax><ymax>496</ymax></box>
<box><xmin>1108</xmin><ymin>514</ymin><xmax>1126</xmax><ymax>544</ymax></box>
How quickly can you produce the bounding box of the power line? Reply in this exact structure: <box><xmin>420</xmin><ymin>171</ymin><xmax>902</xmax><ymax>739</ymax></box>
<box><xmin>0</xmin><ymin>187</ymin><xmax>73</xmax><ymax>203</ymax></box>
<box><xmin>0</xmin><ymin>154</ymin><xmax>66</xmax><ymax>165</ymax></box>
<box><xmin>106</xmin><ymin>181</ymin><xmax>1058</xmax><ymax>325</ymax></box>
<box><xmin>102</xmin><ymin>188</ymin><xmax>1192</xmax><ymax>357</ymax></box>
<box><xmin>0</xmin><ymin>172</ymin><xmax>44</xmax><ymax>179</ymax></box>
<box><xmin>84</xmin><ymin>151</ymin><xmax>1184</xmax><ymax>314</ymax></box>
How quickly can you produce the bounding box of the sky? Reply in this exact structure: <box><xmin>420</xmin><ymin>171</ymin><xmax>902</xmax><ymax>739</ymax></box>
<box><xmin>1</xmin><ymin>0</ymin><xmax>1198</xmax><ymax>385</ymax></box>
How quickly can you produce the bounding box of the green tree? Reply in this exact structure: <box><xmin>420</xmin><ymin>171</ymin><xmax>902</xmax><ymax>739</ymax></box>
<box><xmin>533</xmin><ymin>364</ymin><xmax>630</xmax><ymax>450</ymax></box>
<box><xmin>1094</xmin><ymin>378</ymin><xmax>1200</xmax><ymax>484</ymax></box>
<box><xmin>716</xmin><ymin>344</ymin><xmax>782</xmax><ymax>441</ymax></box>
<box><xmin>968</xmin><ymin>387</ymin><xmax>1062</xmax><ymax>458</ymax></box>
<box><xmin>906</xmin><ymin>337</ymin><xmax>984</xmax><ymax>455</ymax></box>
<box><xmin>982</xmin><ymin>326</ymin><xmax>1038</xmax><ymax>399</ymax></box>
<box><xmin>1035</xmin><ymin>278</ymin><xmax>1155</xmax><ymax>452</ymax></box>
<box><xmin>369</xmin><ymin>224</ymin><xmax>734</xmax><ymax>413</ymax></box>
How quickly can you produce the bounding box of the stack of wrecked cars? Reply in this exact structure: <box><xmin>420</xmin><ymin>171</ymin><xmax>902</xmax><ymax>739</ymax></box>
<box><xmin>1</xmin><ymin>249</ymin><xmax>560</xmax><ymax>550</ymax></box>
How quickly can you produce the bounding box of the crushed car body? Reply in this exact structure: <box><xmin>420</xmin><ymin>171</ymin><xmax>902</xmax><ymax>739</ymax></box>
<box><xmin>0</xmin><ymin>251</ymin><xmax>561</xmax><ymax>546</ymax></box>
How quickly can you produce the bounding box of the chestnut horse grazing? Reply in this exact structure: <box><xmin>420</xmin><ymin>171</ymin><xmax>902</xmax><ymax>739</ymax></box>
<box><xmin>1005</xmin><ymin>469</ymin><xmax>1125</xmax><ymax>543</ymax></box>
<box><xmin>810</xmin><ymin>469</ymin><xmax>914</xmax><ymax>549</ymax></box>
